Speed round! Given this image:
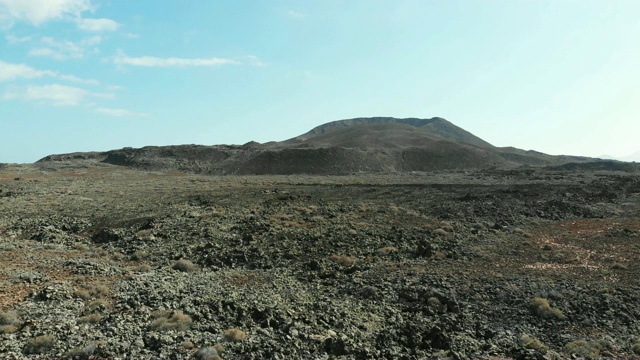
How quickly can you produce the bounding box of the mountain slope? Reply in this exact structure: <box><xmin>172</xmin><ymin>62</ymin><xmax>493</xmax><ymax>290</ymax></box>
<box><xmin>286</xmin><ymin>117</ymin><xmax>493</xmax><ymax>148</ymax></box>
<box><xmin>36</xmin><ymin>117</ymin><xmax>614</xmax><ymax>174</ymax></box>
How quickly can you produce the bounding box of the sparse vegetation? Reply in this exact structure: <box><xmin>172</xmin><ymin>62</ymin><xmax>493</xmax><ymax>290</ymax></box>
<box><xmin>87</xmin><ymin>298</ymin><xmax>111</xmax><ymax>311</ymax></box>
<box><xmin>224</xmin><ymin>328</ymin><xmax>247</xmax><ymax>342</ymax></box>
<box><xmin>131</xmin><ymin>250</ymin><xmax>148</xmax><ymax>261</ymax></box>
<box><xmin>329</xmin><ymin>254</ymin><xmax>356</xmax><ymax>267</ymax></box>
<box><xmin>132</xmin><ymin>264</ymin><xmax>152</xmax><ymax>272</ymax></box>
<box><xmin>24</xmin><ymin>334</ymin><xmax>55</xmax><ymax>354</ymax></box>
<box><xmin>172</xmin><ymin>259</ymin><xmax>198</xmax><ymax>272</ymax></box>
<box><xmin>376</xmin><ymin>246</ymin><xmax>398</xmax><ymax>256</ymax></box>
<box><xmin>64</xmin><ymin>343</ymin><xmax>97</xmax><ymax>359</ymax></box>
<box><xmin>0</xmin><ymin>310</ymin><xmax>20</xmax><ymax>333</ymax></box>
<box><xmin>434</xmin><ymin>228</ymin><xmax>448</xmax><ymax>237</ymax></box>
<box><xmin>0</xmin><ymin>310</ymin><xmax>20</xmax><ymax>326</ymax></box>
<box><xmin>78</xmin><ymin>313</ymin><xmax>102</xmax><ymax>324</ymax></box>
<box><xmin>74</xmin><ymin>284</ymin><xmax>110</xmax><ymax>300</ymax></box>
<box><xmin>0</xmin><ymin>324</ymin><xmax>18</xmax><ymax>334</ymax></box>
<box><xmin>193</xmin><ymin>346</ymin><xmax>223</xmax><ymax>360</ymax></box>
<box><xmin>149</xmin><ymin>309</ymin><xmax>192</xmax><ymax>331</ymax></box>
<box><xmin>427</xmin><ymin>297</ymin><xmax>445</xmax><ymax>314</ymax></box>
<box><xmin>564</xmin><ymin>339</ymin><xmax>603</xmax><ymax>358</ymax></box>
<box><xmin>531</xmin><ymin>297</ymin><xmax>566</xmax><ymax>320</ymax></box>
<box><xmin>521</xmin><ymin>335</ymin><xmax>549</xmax><ymax>350</ymax></box>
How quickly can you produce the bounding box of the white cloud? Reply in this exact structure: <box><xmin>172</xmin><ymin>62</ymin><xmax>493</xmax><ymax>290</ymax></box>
<box><xmin>0</xmin><ymin>60</ymin><xmax>99</xmax><ymax>85</ymax></box>
<box><xmin>0</xmin><ymin>0</ymin><xmax>92</xmax><ymax>26</ymax></box>
<box><xmin>288</xmin><ymin>10</ymin><xmax>305</xmax><ymax>19</ymax></box>
<box><xmin>77</xmin><ymin>17</ymin><xmax>119</xmax><ymax>32</ymax></box>
<box><xmin>0</xmin><ymin>60</ymin><xmax>54</xmax><ymax>82</ymax></box>
<box><xmin>2</xmin><ymin>84</ymin><xmax>113</xmax><ymax>106</ymax></box>
<box><xmin>114</xmin><ymin>51</ymin><xmax>238</xmax><ymax>67</ymax></box>
<box><xmin>29</xmin><ymin>36</ymin><xmax>101</xmax><ymax>60</ymax></box>
<box><xmin>96</xmin><ymin>107</ymin><xmax>148</xmax><ymax>117</ymax></box>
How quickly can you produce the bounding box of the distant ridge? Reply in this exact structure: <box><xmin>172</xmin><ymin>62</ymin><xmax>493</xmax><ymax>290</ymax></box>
<box><xmin>36</xmin><ymin>117</ymin><xmax>623</xmax><ymax>174</ymax></box>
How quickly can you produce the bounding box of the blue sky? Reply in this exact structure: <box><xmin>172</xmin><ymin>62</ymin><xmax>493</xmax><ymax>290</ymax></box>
<box><xmin>1</xmin><ymin>0</ymin><xmax>639</xmax><ymax>163</ymax></box>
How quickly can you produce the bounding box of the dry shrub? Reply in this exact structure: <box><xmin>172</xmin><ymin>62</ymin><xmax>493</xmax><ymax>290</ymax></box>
<box><xmin>24</xmin><ymin>334</ymin><xmax>55</xmax><ymax>354</ymax></box>
<box><xmin>376</xmin><ymin>247</ymin><xmax>398</xmax><ymax>256</ymax></box>
<box><xmin>74</xmin><ymin>284</ymin><xmax>109</xmax><ymax>300</ymax></box>
<box><xmin>434</xmin><ymin>228</ymin><xmax>448</xmax><ymax>237</ymax></box>
<box><xmin>64</xmin><ymin>343</ymin><xmax>97</xmax><ymax>359</ymax></box>
<box><xmin>193</xmin><ymin>347</ymin><xmax>222</xmax><ymax>360</ymax></box>
<box><xmin>172</xmin><ymin>259</ymin><xmax>198</xmax><ymax>272</ymax></box>
<box><xmin>87</xmin><ymin>299</ymin><xmax>111</xmax><ymax>311</ymax></box>
<box><xmin>78</xmin><ymin>313</ymin><xmax>102</xmax><ymax>324</ymax></box>
<box><xmin>521</xmin><ymin>335</ymin><xmax>549</xmax><ymax>350</ymax></box>
<box><xmin>133</xmin><ymin>264</ymin><xmax>152</xmax><ymax>273</ymax></box>
<box><xmin>531</xmin><ymin>297</ymin><xmax>566</xmax><ymax>320</ymax></box>
<box><xmin>0</xmin><ymin>310</ymin><xmax>20</xmax><ymax>326</ymax></box>
<box><xmin>0</xmin><ymin>325</ymin><xmax>18</xmax><ymax>334</ymax></box>
<box><xmin>564</xmin><ymin>339</ymin><xmax>603</xmax><ymax>358</ymax></box>
<box><xmin>224</xmin><ymin>328</ymin><xmax>247</xmax><ymax>342</ymax></box>
<box><xmin>149</xmin><ymin>310</ymin><xmax>192</xmax><ymax>332</ymax></box>
<box><xmin>330</xmin><ymin>255</ymin><xmax>356</xmax><ymax>267</ymax></box>
<box><xmin>131</xmin><ymin>250</ymin><xmax>148</xmax><ymax>261</ymax></box>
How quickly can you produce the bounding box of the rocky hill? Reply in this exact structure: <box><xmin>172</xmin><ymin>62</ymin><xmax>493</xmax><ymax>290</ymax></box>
<box><xmin>36</xmin><ymin>117</ymin><xmax>627</xmax><ymax>174</ymax></box>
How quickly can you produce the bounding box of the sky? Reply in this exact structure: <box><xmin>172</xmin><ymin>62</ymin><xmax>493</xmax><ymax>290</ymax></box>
<box><xmin>1</xmin><ymin>0</ymin><xmax>639</xmax><ymax>163</ymax></box>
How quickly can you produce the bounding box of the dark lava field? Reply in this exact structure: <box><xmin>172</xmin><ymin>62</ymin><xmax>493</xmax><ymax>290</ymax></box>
<box><xmin>1</xmin><ymin>164</ymin><xmax>640</xmax><ymax>359</ymax></box>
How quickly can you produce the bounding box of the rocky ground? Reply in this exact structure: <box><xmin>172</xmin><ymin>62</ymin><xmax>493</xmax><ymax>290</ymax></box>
<box><xmin>1</xmin><ymin>164</ymin><xmax>640</xmax><ymax>359</ymax></box>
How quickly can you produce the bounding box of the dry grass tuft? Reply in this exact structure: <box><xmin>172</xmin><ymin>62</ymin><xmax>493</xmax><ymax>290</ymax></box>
<box><xmin>78</xmin><ymin>313</ymin><xmax>102</xmax><ymax>324</ymax></box>
<box><xmin>329</xmin><ymin>254</ymin><xmax>356</xmax><ymax>267</ymax></box>
<box><xmin>74</xmin><ymin>284</ymin><xmax>109</xmax><ymax>300</ymax></box>
<box><xmin>24</xmin><ymin>334</ymin><xmax>55</xmax><ymax>354</ymax></box>
<box><xmin>521</xmin><ymin>335</ymin><xmax>549</xmax><ymax>350</ymax></box>
<box><xmin>224</xmin><ymin>328</ymin><xmax>247</xmax><ymax>342</ymax></box>
<box><xmin>376</xmin><ymin>247</ymin><xmax>398</xmax><ymax>256</ymax></box>
<box><xmin>172</xmin><ymin>259</ymin><xmax>198</xmax><ymax>272</ymax></box>
<box><xmin>149</xmin><ymin>309</ymin><xmax>192</xmax><ymax>332</ymax></box>
<box><xmin>531</xmin><ymin>297</ymin><xmax>566</xmax><ymax>320</ymax></box>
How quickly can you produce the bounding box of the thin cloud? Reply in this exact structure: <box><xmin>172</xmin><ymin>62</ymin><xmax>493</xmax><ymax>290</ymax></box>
<box><xmin>0</xmin><ymin>0</ymin><xmax>92</xmax><ymax>26</ymax></box>
<box><xmin>6</xmin><ymin>34</ymin><xmax>32</xmax><ymax>44</ymax></box>
<box><xmin>0</xmin><ymin>60</ymin><xmax>99</xmax><ymax>85</ymax></box>
<box><xmin>96</xmin><ymin>107</ymin><xmax>148</xmax><ymax>117</ymax></box>
<box><xmin>288</xmin><ymin>10</ymin><xmax>305</xmax><ymax>19</ymax></box>
<box><xmin>238</xmin><ymin>55</ymin><xmax>269</xmax><ymax>67</ymax></box>
<box><xmin>113</xmin><ymin>51</ymin><xmax>238</xmax><ymax>67</ymax></box>
<box><xmin>77</xmin><ymin>18</ymin><xmax>120</xmax><ymax>32</ymax></box>
<box><xmin>3</xmin><ymin>84</ymin><xmax>113</xmax><ymax>106</ymax></box>
<box><xmin>29</xmin><ymin>36</ymin><xmax>101</xmax><ymax>60</ymax></box>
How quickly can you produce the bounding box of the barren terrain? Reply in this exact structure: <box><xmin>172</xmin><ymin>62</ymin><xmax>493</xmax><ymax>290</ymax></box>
<box><xmin>1</xmin><ymin>163</ymin><xmax>639</xmax><ymax>359</ymax></box>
